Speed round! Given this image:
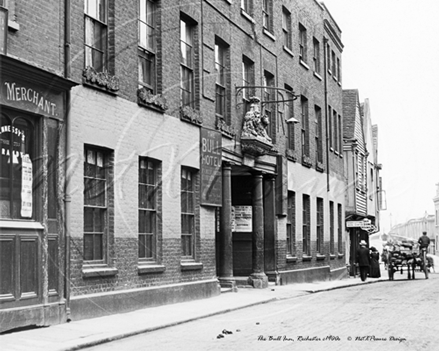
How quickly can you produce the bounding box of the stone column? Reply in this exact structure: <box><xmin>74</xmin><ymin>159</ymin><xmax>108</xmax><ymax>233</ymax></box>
<box><xmin>249</xmin><ymin>171</ymin><xmax>268</xmax><ymax>288</ymax></box>
<box><xmin>219</xmin><ymin>162</ymin><xmax>235</xmax><ymax>290</ymax></box>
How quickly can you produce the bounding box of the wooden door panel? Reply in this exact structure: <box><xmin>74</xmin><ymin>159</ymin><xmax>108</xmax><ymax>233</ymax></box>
<box><xmin>48</xmin><ymin>235</ymin><xmax>59</xmax><ymax>294</ymax></box>
<box><xmin>0</xmin><ymin>235</ymin><xmax>15</xmax><ymax>299</ymax></box>
<box><xmin>19</xmin><ymin>235</ymin><xmax>39</xmax><ymax>298</ymax></box>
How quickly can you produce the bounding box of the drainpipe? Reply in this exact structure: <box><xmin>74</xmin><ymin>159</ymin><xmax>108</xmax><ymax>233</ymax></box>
<box><xmin>323</xmin><ymin>37</ymin><xmax>329</xmax><ymax>192</ymax></box>
<box><xmin>64</xmin><ymin>0</ymin><xmax>72</xmax><ymax>322</ymax></box>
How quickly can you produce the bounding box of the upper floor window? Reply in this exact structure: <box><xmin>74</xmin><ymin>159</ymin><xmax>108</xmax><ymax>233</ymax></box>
<box><xmin>301</xmin><ymin>96</ymin><xmax>309</xmax><ymax>158</ymax></box>
<box><xmin>262</xmin><ymin>0</ymin><xmax>272</xmax><ymax>32</ymax></box>
<box><xmin>326</xmin><ymin>43</ymin><xmax>331</xmax><ymax>71</ymax></box>
<box><xmin>242</xmin><ymin>56</ymin><xmax>254</xmax><ymax>113</ymax></box>
<box><xmin>282</xmin><ymin>7</ymin><xmax>292</xmax><ymax>50</ymax></box>
<box><xmin>285</xmin><ymin>84</ymin><xmax>295</xmax><ymax>150</ymax></box>
<box><xmin>180</xmin><ymin>18</ymin><xmax>195</xmax><ymax>108</ymax></box>
<box><xmin>328</xmin><ymin>105</ymin><xmax>333</xmax><ymax>149</ymax></box>
<box><xmin>299</xmin><ymin>23</ymin><xmax>307</xmax><ymax>62</ymax></box>
<box><xmin>263</xmin><ymin>71</ymin><xmax>275</xmax><ymax>142</ymax></box>
<box><xmin>331</xmin><ymin>51</ymin><xmax>336</xmax><ymax>74</ymax></box>
<box><xmin>241</xmin><ymin>0</ymin><xmax>252</xmax><ymax>15</ymax></box>
<box><xmin>315</xmin><ymin>105</ymin><xmax>323</xmax><ymax>163</ymax></box>
<box><xmin>215</xmin><ymin>39</ymin><xmax>228</xmax><ymax>120</ymax></box>
<box><xmin>138</xmin><ymin>0</ymin><xmax>157</xmax><ymax>93</ymax></box>
<box><xmin>313</xmin><ymin>37</ymin><xmax>320</xmax><ymax>74</ymax></box>
<box><xmin>333</xmin><ymin>109</ymin><xmax>338</xmax><ymax>152</ymax></box>
<box><xmin>84</xmin><ymin>0</ymin><xmax>108</xmax><ymax>72</ymax></box>
<box><xmin>337</xmin><ymin>57</ymin><xmax>341</xmax><ymax>81</ymax></box>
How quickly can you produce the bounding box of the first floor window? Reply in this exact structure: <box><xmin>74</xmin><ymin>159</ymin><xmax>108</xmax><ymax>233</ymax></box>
<box><xmin>84</xmin><ymin>0</ymin><xmax>108</xmax><ymax>72</ymax></box>
<box><xmin>338</xmin><ymin>203</ymin><xmax>343</xmax><ymax>253</ymax></box>
<box><xmin>302</xmin><ymin>194</ymin><xmax>310</xmax><ymax>255</ymax></box>
<box><xmin>287</xmin><ymin>191</ymin><xmax>296</xmax><ymax>256</ymax></box>
<box><xmin>181</xmin><ymin>167</ymin><xmax>196</xmax><ymax>258</ymax></box>
<box><xmin>84</xmin><ymin>146</ymin><xmax>110</xmax><ymax>262</ymax></box>
<box><xmin>139</xmin><ymin>157</ymin><xmax>160</xmax><ymax>260</ymax></box>
<box><xmin>330</xmin><ymin>201</ymin><xmax>335</xmax><ymax>254</ymax></box>
<box><xmin>0</xmin><ymin>113</ymin><xmax>36</xmax><ymax>219</ymax></box>
<box><xmin>180</xmin><ymin>17</ymin><xmax>195</xmax><ymax>108</ymax></box>
<box><xmin>215</xmin><ymin>39</ymin><xmax>229</xmax><ymax>119</ymax></box>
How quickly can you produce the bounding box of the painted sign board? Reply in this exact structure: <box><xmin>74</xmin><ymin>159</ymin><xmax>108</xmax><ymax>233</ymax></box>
<box><xmin>200</xmin><ymin>128</ymin><xmax>222</xmax><ymax>206</ymax></box>
<box><xmin>233</xmin><ymin>205</ymin><xmax>252</xmax><ymax>232</ymax></box>
<box><xmin>346</xmin><ymin>219</ymin><xmax>371</xmax><ymax>228</ymax></box>
<box><xmin>0</xmin><ymin>73</ymin><xmax>65</xmax><ymax>119</ymax></box>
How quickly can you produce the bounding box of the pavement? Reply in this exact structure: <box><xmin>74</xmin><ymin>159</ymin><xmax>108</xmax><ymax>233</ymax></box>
<box><xmin>1</xmin><ymin>260</ymin><xmax>437</xmax><ymax>351</ymax></box>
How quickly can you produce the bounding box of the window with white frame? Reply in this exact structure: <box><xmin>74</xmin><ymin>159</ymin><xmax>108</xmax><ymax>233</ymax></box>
<box><xmin>282</xmin><ymin>7</ymin><xmax>292</xmax><ymax>50</ymax></box>
<box><xmin>316</xmin><ymin>197</ymin><xmax>323</xmax><ymax>254</ymax></box>
<box><xmin>84</xmin><ymin>0</ymin><xmax>108</xmax><ymax>72</ymax></box>
<box><xmin>241</xmin><ymin>0</ymin><xmax>252</xmax><ymax>15</ymax></box>
<box><xmin>180</xmin><ymin>17</ymin><xmax>195</xmax><ymax>108</ymax></box>
<box><xmin>138</xmin><ymin>0</ymin><xmax>157</xmax><ymax>93</ymax></box>
<box><xmin>315</xmin><ymin>105</ymin><xmax>323</xmax><ymax>164</ymax></box>
<box><xmin>313</xmin><ymin>37</ymin><xmax>320</xmax><ymax>74</ymax></box>
<box><xmin>301</xmin><ymin>96</ymin><xmax>309</xmax><ymax>158</ymax></box>
<box><xmin>181</xmin><ymin>167</ymin><xmax>195</xmax><ymax>258</ymax></box>
<box><xmin>299</xmin><ymin>23</ymin><xmax>307</xmax><ymax>63</ymax></box>
<box><xmin>262</xmin><ymin>0</ymin><xmax>272</xmax><ymax>32</ymax></box>
<box><xmin>215</xmin><ymin>38</ymin><xmax>228</xmax><ymax>120</ymax></box>
<box><xmin>330</xmin><ymin>201</ymin><xmax>335</xmax><ymax>254</ymax></box>
<box><xmin>285</xmin><ymin>84</ymin><xmax>295</xmax><ymax>150</ymax></box>
<box><xmin>287</xmin><ymin>191</ymin><xmax>296</xmax><ymax>256</ymax></box>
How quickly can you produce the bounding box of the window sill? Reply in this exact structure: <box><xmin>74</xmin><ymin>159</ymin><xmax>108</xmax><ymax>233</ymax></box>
<box><xmin>224</xmin><ymin>0</ymin><xmax>232</xmax><ymax>4</ymax></box>
<box><xmin>138</xmin><ymin>264</ymin><xmax>166</xmax><ymax>275</ymax></box>
<box><xmin>299</xmin><ymin>59</ymin><xmax>310</xmax><ymax>70</ymax></box>
<box><xmin>283</xmin><ymin>46</ymin><xmax>294</xmax><ymax>57</ymax></box>
<box><xmin>82</xmin><ymin>266</ymin><xmax>118</xmax><ymax>278</ymax></box>
<box><xmin>137</xmin><ymin>88</ymin><xmax>168</xmax><ymax>112</ymax></box>
<box><xmin>313</xmin><ymin>72</ymin><xmax>323</xmax><ymax>81</ymax></box>
<box><xmin>338</xmin><ymin>253</ymin><xmax>344</xmax><ymax>259</ymax></box>
<box><xmin>333</xmin><ymin>75</ymin><xmax>338</xmax><ymax>82</ymax></box>
<box><xmin>330</xmin><ymin>254</ymin><xmax>336</xmax><ymax>260</ymax></box>
<box><xmin>338</xmin><ymin>81</ymin><xmax>342</xmax><ymax>87</ymax></box>
<box><xmin>8</xmin><ymin>20</ymin><xmax>20</xmax><ymax>31</ymax></box>
<box><xmin>286</xmin><ymin>149</ymin><xmax>297</xmax><ymax>162</ymax></box>
<box><xmin>180</xmin><ymin>106</ymin><xmax>203</xmax><ymax>126</ymax></box>
<box><xmin>263</xmin><ymin>28</ymin><xmax>276</xmax><ymax>41</ymax></box>
<box><xmin>302</xmin><ymin>255</ymin><xmax>312</xmax><ymax>261</ymax></box>
<box><xmin>0</xmin><ymin>220</ymin><xmax>44</xmax><ymax>230</ymax></box>
<box><xmin>240</xmin><ymin>9</ymin><xmax>255</xmax><ymax>23</ymax></box>
<box><xmin>327</xmin><ymin>69</ymin><xmax>332</xmax><ymax>75</ymax></box>
<box><xmin>181</xmin><ymin>261</ymin><xmax>203</xmax><ymax>271</ymax></box>
<box><xmin>286</xmin><ymin>256</ymin><xmax>298</xmax><ymax>263</ymax></box>
<box><xmin>316</xmin><ymin>254</ymin><xmax>326</xmax><ymax>260</ymax></box>
<box><xmin>82</xmin><ymin>67</ymin><xmax>120</xmax><ymax>94</ymax></box>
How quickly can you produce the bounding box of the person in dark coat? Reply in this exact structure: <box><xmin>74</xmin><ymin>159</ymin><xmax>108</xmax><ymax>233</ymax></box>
<box><xmin>356</xmin><ymin>240</ymin><xmax>370</xmax><ymax>282</ymax></box>
<box><xmin>369</xmin><ymin>247</ymin><xmax>381</xmax><ymax>278</ymax></box>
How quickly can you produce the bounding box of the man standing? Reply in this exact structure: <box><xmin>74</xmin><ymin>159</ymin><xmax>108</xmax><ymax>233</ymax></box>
<box><xmin>418</xmin><ymin>231</ymin><xmax>431</xmax><ymax>253</ymax></box>
<box><xmin>356</xmin><ymin>240</ymin><xmax>370</xmax><ymax>282</ymax></box>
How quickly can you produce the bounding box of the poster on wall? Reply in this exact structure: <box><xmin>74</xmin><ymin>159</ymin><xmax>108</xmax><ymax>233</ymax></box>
<box><xmin>233</xmin><ymin>206</ymin><xmax>252</xmax><ymax>232</ymax></box>
<box><xmin>20</xmin><ymin>154</ymin><xmax>33</xmax><ymax>218</ymax></box>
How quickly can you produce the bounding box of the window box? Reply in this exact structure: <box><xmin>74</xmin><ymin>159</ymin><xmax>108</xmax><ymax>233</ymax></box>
<box><xmin>316</xmin><ymin>161</ymin><xmax>324</xmax><ymax>172</ymax></box>
<box><xmin>180</xmin><ymin>106</ymin><xmax>203</xmax><ymax>125</ymax></box>
<box><xmin>338</xmin><ymin>253</ymin><xmax>344</xmax><ymax>259</ymax></box>
<box><xmin>138</xmin><ymin>264</ymin><xmax>166</xmax><ymax>275</ymax></box>
<box><xmin>181</xmin><ymin>261</ymin><xmax>203</xmax><ymax>271</ymax></box>
<box><xmin>216</xmin><ymin>116</ymin><xmax>236</xmax><ymax>138</ymax></box>
<box><xmin>137</xmin><ymin>87</ymin><xmax>168</xmax><ymax>112</ymax></box>
<box><xmin>286</xmin><ymin>256</ymin><xmax>297</xmax><ymax>263</ymax></box>
<box><xmin>82</xmin><ymin>66</ymin><xmax>120</xmax><ymax>93</ymax></box>
<box><xmin>302</xmin><ymin>155</ymin><xmax>312</xmax><ymax>168</ymax></box>
<box><xmin>302</xmin><ymin>255</ymin><xmax>312</xmax><ymax>261</ymax></box>
<box><xmin>330</xmin><ymin>254</ymin><xmax>336</xmax><ymax>260</ymax></box>
<box><xmin>82</xmin><ymin>266</ymin><xmax>118</xmax><ymax>278</ymax></box>
<box><xmin>286</xmin><ymin>149</ymin><xmax>297</xmax><ymax>162</ymax></box>
<box><xmin>316</xmin><ymin>254</ymin><xmax>326</xmax><ymax>260</ymax></box>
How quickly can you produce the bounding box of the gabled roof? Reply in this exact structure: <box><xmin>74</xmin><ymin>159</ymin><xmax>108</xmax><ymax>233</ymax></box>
<box><xmin>342</xmin><ymin>89</ymin><xmax>359</xmax><ymax>139</ymax></box>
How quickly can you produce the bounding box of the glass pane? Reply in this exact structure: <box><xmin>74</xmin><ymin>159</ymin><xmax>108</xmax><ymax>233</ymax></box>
<box><xmin>145</xmin><ymin>234</ymin><xmax>153</xmax><ymax>258</ymax></box>
<box><xmin>139</xmin><ymin>21</ymin><xmax>147</xmax><ymax>48</ymax></box>
<box><xmin>92</xmin><ymin>48</ymin><xmax>104</xmax><ymax>72</ymax></box>
<box><xmin>94</xmin><ymin>234</ymin><xmax>103</xmax><ymax>260</ymax></box>
<box><xmin>85</xmin><ymin>17</ymin><xmax>94</xmax><ymax>46</ymax></box>
<box><xmin>139</xmin><ymin>184</ymin><xmax>146</xmax><ymax>208</ymax></box>
<box><xmin>84</xmin><ymin>234</ymin><xmax>94</xmax><ymax>260</ymax></box>
<box><xmin>84</xmin><ymin>207</ymin><xmax>94</xmax><ymax>232</ymax></box>
<box><xmin>98</xmin><ymin>0</ymin><xmax>106</xmax><ymax>22</ymax></box>
<box><xmin>139</xmin><ymin>234</ymin><xmax>146</xmax><ymax>258</ymax></box>
<box><xmin>94</xmin><ymin>208</ymin><xmax>103</xmax><ymax>232</ymax></box>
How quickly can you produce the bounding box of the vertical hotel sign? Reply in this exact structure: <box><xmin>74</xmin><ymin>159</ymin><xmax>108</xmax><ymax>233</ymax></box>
<box><xmin>200</xmin><ymin>128</ymin><xmax>222</xmax><ymax>206</ymax></box>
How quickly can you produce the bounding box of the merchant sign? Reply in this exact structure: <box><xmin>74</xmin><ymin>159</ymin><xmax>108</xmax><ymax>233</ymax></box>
<box><xmin>346</xmin><ymin>219</ymin><xmax>371</xmax><ymax>228</ymax></box>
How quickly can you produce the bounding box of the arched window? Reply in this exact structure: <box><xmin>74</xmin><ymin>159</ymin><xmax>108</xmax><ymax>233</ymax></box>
<box><xmin>0</xmin><ymin>113</ymin><xmax>36</xmax><ymax>219</ymax></box>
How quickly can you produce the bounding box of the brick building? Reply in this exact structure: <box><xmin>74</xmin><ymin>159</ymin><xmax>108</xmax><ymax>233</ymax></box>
<box><xmin>0</xmin><ymin>0</ymin><xmax>347</xmax><ymax>331</ymax></box>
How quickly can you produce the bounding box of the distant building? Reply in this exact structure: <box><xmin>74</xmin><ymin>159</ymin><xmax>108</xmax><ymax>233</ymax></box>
<box><xmin>390</xmin><ymin>213</ymin><xmax>436</xmax><ymax>254</ymax></box>
<box><xmin>342</xmin><ymin>91</ymin><xmax>383</xmax><ymax>275</ymax></box>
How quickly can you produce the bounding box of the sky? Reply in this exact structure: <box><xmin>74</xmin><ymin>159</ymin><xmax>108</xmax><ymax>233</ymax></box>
<box><xmin>323</xmin><ymin>0</ymin><xmax>439</xmax><ymax>233</ymax></box>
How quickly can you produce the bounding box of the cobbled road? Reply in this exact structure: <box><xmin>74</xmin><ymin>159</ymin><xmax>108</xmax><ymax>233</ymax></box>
<box><xmin>85</xmin><ymin>272</ymin><xmax>438</xmax><ymax>351</ymax></box>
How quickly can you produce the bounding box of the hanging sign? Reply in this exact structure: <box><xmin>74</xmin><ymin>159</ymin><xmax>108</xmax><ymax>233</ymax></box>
<box><xmin>200</xmin><ymin>128</ymin><xmax>222</xmax><ymax>206</ymax></box>
<box><xmin>20</xmin><ymin>154</ymin><xmax>33</xmax><ymax>218</ymax></box>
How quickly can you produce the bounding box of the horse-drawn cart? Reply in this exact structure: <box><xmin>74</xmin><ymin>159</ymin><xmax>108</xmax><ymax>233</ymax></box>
<box><xmin>386</xmin><ymin>241</ymin><xmax>429</xmax><ymax>280</ymax></box>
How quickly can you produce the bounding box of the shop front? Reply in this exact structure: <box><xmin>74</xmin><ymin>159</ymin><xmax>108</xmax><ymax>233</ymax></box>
<box><xmin>0</xmin><ymin>56</ymin><xmax>76</xmax><ymax>332</ymax></box>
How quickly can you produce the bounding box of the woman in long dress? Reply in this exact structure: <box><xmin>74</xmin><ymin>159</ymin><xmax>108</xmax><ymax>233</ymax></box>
<box><xmin>369</xmin><ymin>247</ymin><xmax>381</xmax><ymax>278</ymax></box>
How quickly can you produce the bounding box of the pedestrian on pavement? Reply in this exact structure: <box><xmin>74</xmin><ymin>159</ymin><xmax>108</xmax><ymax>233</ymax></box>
<box><xmin>369</xmin><ymin>247</ymin><xmax>381</xmax><ymax>278</ymax></box>
<box><xmin>356</xmin><ymin>240</ymin><xmax>370</xmax><ymax>282</ymax></box>
<box><xmin>418</xmin><ymin>231</ymin><xmax>431</xmax><ymax>254</ymax></box>
<box><xmin>381</xmin><ymin>248</ymin><xmax>388</xmax><ymax>270</ymax></box>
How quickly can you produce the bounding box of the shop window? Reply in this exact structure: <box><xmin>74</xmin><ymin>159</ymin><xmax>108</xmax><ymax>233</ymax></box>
<box><xmin>84</xmin><ymin>0</ymin><xmax>108</xmax><ymax>72</ymax></box>
<box><xmin>0</xmin><ymin>114</ymin><xmax>36</xmax><ymax>219</ymax></box>
<box><xmin>138</xmin><ymin>0</ymin><xmax>157</xmax><ymax>93</ymax></box>
<box><xmin>139</xmin><ymin>157</ymin><xmax>161</xmax><ymax>261</ymax></box>
<box><xmin>83</xmin><ymin>146</ymin><xmax>112</xmax><ymax>263</ymax></box>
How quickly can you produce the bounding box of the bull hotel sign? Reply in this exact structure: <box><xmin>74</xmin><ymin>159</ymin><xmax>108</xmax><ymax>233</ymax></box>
<box><xmin>200</xmin><ymin>128</ymin><xmax>222</xmax><ymax>206</ymax></box>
